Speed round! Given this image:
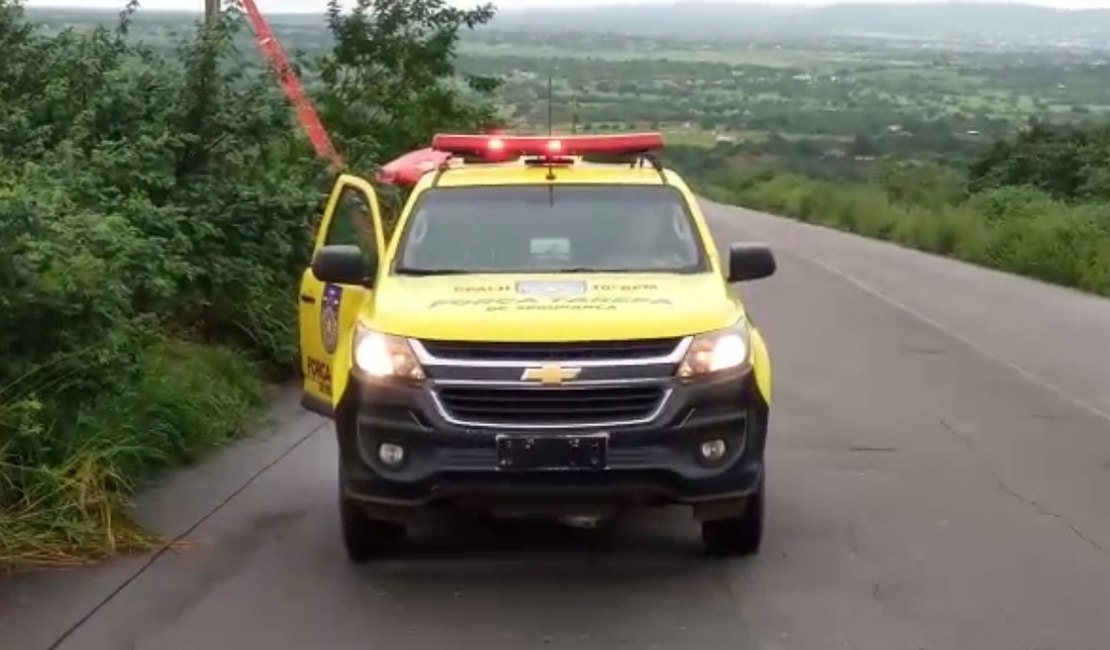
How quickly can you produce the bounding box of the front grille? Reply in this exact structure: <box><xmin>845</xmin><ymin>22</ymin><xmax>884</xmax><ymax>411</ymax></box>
<box><xmin>435</xmin><ymin>385</ymin><xmax>667</xmax><ymax>426</ymax></box>
<box><xmin>420</xmin><ymin>338</ymin><xmax>682</xmax><ymax>362</ymax></box>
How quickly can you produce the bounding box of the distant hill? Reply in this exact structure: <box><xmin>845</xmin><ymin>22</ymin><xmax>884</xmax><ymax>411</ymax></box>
<box><xmin>798</xmin><ymin>2</ymin><xmax>1110</xmax><ymax>41</ymax></box>
<box><xmin>485</xmin><ymin>1</ymin><xmax>1110</xmax><ymax>44</ymax></box>
<box><xmin>20</xmin><ymin>2</ymin><xmax>1110</xmax><ymax>47</ymax></box>
<box><xmin>486</xmin><ymin>2</ymin><xmax>798</xmax><ymax>38</ymax></box>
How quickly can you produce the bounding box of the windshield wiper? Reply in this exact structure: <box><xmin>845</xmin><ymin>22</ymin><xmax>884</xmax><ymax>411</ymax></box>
<box><xmin>558</xmin><ymin>267</ymin><xmax>674</xmax><ymax>273</ymax></box>
<box><xmin>395</xmin><ymin>266</ymin><xmax>695</xmax><ymax>275</ymax></box>
<box><xmin>395</xmin><ymin>267</ymin><xmax>472</xmax><ymax>276</ymax></box>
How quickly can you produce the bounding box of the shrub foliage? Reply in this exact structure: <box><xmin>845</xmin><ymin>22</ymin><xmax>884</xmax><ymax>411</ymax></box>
<box><xmin>693</xmin><ymin>154</ymin><xmax>1110</xmax><ymax>298</ymax></box>
<box><xmin>0</xmin><ymin>0</ymin><xmax>496</xmax><ymax>568</ymax></box>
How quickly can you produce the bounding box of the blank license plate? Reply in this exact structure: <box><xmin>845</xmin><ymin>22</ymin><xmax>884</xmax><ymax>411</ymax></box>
<box><xmin>496</xmin><ymin>434</ymin><xmax>608</xmax><ymax>471</ymax></box>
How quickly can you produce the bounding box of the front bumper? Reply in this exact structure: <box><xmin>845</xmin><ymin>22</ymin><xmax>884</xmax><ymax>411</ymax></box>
<box><xmin>338</xmin><ymin>370</ymin><xmax>768</xmax><ymax>515</ymax></box>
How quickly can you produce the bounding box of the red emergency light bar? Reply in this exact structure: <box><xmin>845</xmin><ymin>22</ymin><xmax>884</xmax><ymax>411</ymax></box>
<box><xmin>431</xmin><ymin>133</ymin><xmax>665</xmax><ymax>160</ymax></box>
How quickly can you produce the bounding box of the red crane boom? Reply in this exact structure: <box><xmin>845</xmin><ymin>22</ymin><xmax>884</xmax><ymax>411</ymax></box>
<box><xmin>239</xmin><ymin>0</ymin><xmax>343</xmax><ymax>169</ymax></box>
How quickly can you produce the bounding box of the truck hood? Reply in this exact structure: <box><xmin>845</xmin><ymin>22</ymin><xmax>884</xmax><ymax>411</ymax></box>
<box><xmin>365</xmin><ymin>273</ymin><xmax>744</xmax><ymax>341</ymax></box>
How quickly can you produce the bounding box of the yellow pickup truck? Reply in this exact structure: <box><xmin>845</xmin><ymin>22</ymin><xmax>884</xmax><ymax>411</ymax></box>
<box><xmin>297</xmin><ymin>133</ymin><xmax>776</xmax><ymax>561</ymax></box>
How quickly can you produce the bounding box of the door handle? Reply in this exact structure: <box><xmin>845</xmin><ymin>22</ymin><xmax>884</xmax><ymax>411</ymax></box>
<box><xmin>300</xmin><ymin>294</ymin><xmax>316</xmax><ymax>304</ymax></box>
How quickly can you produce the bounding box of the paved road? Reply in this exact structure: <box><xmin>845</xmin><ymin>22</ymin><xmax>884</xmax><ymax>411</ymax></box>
<box><xmin>5</xmin><ymin>201</ymin><xmax>1110</xmax><ymax>650</ymax></box>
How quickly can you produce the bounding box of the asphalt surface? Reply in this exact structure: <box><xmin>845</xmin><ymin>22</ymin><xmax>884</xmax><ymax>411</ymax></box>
<box><xmin>5</xmin><ymin>200</ymin><xmax>1110</xmax><ymax>650</ymax></box>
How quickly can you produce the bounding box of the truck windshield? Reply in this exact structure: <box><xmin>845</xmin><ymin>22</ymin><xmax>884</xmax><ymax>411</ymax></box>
<box><xmin>394</xmin><ymin>185</ymin><xmax>708</xmax><ymax>274</ymax></box>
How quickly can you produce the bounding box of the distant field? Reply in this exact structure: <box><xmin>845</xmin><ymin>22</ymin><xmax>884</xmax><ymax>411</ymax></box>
<box><xmin>458</xmin><ymin>41</ymin><xmax>898</xmax><ymax>69</ymax></box>
<box><xmin>20</xmin><ymin>4</ymin><xmax>1110</xmax><ymax>181</ymax></box>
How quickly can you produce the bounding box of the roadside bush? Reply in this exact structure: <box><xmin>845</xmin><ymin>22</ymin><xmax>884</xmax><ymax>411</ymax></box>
<box><xmin>1</xmin><ymin>0</ymin><xmax>498</xmax><ymax>568</ymax></box>
<box><xmin>964</xmin><ymin>185</ymin><xmax>1062</xmax><ymax>226</ymax></box>
<box><xmin>712</xmin><ymin>165</ymin><xmax>1110</xmax><ymax>299</ymax></box>
<box><xmin>694</xmin><ymin>115</ymin><xmax>1110</xmax><ymax>300</ymax></box>
<box><xmin>873</xmin><ymin>159</ymin><xmax>966</xmax><ymax>209</ymax></box>
<box><xmin>0</xmin><ymin>167</ymin><xmax>145</xmax><ymax>411</ymax></box>
<box><xmin>0</xmin><ymin>4</ymin><xmax>317</xmax><ymax>568</ymax></box>
<box><xmin>974</xmin><ymin>201</ymin><xmax>1110</xmax><ymax>292</ymax></box>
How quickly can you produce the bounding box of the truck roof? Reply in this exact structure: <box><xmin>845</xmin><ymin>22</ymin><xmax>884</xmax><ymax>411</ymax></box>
<box><xmin>428</xmin><ymin>160</ymin><xmax>679</xmax><ymax>188</ymax></box>
<box><xmin>387</xmin><ymin>133</ymin><xmax>686</xmax><ymax>191</ymax></box>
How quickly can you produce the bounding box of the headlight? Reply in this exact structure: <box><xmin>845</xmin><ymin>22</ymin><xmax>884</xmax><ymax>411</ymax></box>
<box><xmin>353</xmin><ymin>325</ymin><xmax>426</xmax><ymax>381</ymax></box>
<box><xmin>676</xmin><ymin>320</ymin><xmax>751</xmax><ymax>379</ymax></box>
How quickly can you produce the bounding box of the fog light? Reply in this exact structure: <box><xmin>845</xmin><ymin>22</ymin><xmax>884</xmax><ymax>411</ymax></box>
<box><xmin>699</xmin><ymin>438</ymin><xmax>728</xmax><ymax>463</ymax></box>
<box><xmin>378</xmin><ymin>443</ymin><xmax>405</xmax><ymax>467</ymax></box>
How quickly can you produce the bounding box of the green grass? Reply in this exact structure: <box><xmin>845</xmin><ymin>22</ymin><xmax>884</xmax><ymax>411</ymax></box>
<box><xmin>705</xmin><ymin>171</ymin><xmax>1110</xmax><ymax>298</ymax></box>
<box><xmin>0</xmin><ymin>340</ymin><xmax>264</xmax><ymax>569</ymax></box>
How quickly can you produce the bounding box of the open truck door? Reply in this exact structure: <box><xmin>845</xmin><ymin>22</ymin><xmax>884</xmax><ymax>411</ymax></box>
<box><xmin>298</xmin><ymin>174</ymin><xmax>386</xmax><ymax>417</ymax></box>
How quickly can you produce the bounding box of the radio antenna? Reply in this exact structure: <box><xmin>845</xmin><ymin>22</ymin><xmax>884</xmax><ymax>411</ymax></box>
<box><xmin>545</xmin><ymin>71</ymin><xmax>556</xmax><ymax>181</ymax></box>
<box><xmin>571</xmin><ymin>91</ymin><xmax>579</xmax><ymax>134</ymax></box>
<box><xmin>547</xmin><ymin>73</ymin><xmax>554</xmax><ymax>137</ymax></box>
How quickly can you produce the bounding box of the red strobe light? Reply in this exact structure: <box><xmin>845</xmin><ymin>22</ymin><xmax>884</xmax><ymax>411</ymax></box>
<box><xmin>431</xmin><ymin>133</ymin><xmax>664</xmax><ymax>160</ymax></box>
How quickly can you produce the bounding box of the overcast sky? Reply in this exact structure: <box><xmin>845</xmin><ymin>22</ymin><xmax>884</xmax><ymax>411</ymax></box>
<box><xmin>23</xmin><ymin>0</ymin><xmax>1110</xmax><ymax>12</ymax></box>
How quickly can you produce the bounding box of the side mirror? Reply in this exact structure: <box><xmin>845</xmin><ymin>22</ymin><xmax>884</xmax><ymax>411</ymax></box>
<box><xmin>727</xmin><ymin>243</ymin><xmax>776</xmax><ymax>282</ymax></box>
<box><xmin>311</xmin><ymin>244</ymin><xmax>378</xmax><ymax>287</ymax></box>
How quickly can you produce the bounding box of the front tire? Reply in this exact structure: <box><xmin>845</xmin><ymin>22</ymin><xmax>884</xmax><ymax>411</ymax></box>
<box><xmin>334</xmin><ymin>395</ymin><xmax>405</xmax><ymax>563</ymax></box>
<box><xmin>701</xmin><ymin>473</ymin><xmax>764</xmax><ymax>557</ymax></box>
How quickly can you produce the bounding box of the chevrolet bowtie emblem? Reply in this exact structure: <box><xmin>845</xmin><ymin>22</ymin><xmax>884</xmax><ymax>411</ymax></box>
<box><xmin>521</xmin><ymin>364</ymin><xmax>582</xmax><ymax>385</ymax></box>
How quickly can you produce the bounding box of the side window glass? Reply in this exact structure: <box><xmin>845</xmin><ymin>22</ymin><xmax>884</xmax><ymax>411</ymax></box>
<box><xmin>325</xmin><ymin>187</ymin><xmax>376</xmax><ymax>254</ymax></box>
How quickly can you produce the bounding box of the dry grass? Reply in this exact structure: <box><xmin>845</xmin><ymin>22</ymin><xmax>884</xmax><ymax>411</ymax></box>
<box><xmin>0</xmin><ymin>340</ymin><xmax>262</xmax><ymax>570</ymax></box>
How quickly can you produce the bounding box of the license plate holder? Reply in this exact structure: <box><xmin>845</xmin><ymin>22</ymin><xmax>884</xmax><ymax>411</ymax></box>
<box><xmin>495</xmin><ymin>433</ymin><xmax>609</xmax><ymax>471</ymax></box>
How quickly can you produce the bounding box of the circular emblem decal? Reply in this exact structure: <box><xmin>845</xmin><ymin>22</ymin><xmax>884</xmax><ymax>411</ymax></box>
<box><xmin>320</xmin><ymin>283</ymin><xmax>343</xmax><ymax>354</ymax></box>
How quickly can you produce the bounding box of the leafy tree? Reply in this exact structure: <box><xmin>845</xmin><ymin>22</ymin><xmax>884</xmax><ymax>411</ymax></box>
<box><xmin>314</xmin><ymin>0</ymin><xmax>502</xmax><ymax>170</ymax></box>
<box><xmin>967</xmin><ymin>118</ymin><xmax>1110</xmax><ymax>202</ymax></box>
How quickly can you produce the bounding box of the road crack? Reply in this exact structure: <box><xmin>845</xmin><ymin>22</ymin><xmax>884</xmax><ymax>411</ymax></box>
<box><xmin>1007</xmin><ymin>484</ymin><xmax>1108</xmax><ymax>557</ymax></box>
<box><xmin>941</xmin><ymin>419</ymin><xmax>1108</xmax><ymax>560</ymax></box>
<box><xmin>871</xmin><ymin>581</ymin><xmax>884</xmax><ymax>604</ymax></box>
<box><xmin>994</xmin><ymin>474</ymin><xmax>1108</xmax><ymax>557</ymax></box>
<box><xmin>849</xmin><ymin>445</ymin><xmax>898</xmax><ymax>453</ymax></box>
<box><xmin>846</xmin><ymin>520</ymin><xmax>887</xmax><ymax>609</ymax></box>
<box><xmin>46</xmin><ymin>418</ymin><xmax>328</xmax><ymax>650</ymax></box>
<box><xmin>939</xmin><ymin>418</ymin><xmax>975</xmax><ymax>453</ymax></box>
